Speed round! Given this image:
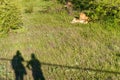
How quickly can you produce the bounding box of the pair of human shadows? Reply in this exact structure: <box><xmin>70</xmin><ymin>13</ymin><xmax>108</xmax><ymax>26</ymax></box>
<box><xmin>11</xmin><ymin>50</ymin><xmax>45</xmax><ymax>80</ymax></box>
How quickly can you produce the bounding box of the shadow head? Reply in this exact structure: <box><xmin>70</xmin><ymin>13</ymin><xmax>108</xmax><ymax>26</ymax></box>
<box><xmin>31</xmin><ymin>53</ymin><xmax>36</xmax><ymax>59</ymax></box>
<box><xmin>16</xmin><ymin>50</ymin><xmax>21</xmax><ymax>56</ymax></box>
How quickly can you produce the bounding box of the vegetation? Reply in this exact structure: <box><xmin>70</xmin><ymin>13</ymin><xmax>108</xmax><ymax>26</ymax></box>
<box><xmin>0</xmin><ymin>0</ymin><xmax>23</xmax><ymax>35</ymax></box>
<box><xmin>0</xmin><ymin>0</ymin><xmax>120</xmax><ymax>80</ymax></box>
<box><xmin>58</xmin><ymin>0</ymin><xmax>120</xmax><ymax>22</ymax></box>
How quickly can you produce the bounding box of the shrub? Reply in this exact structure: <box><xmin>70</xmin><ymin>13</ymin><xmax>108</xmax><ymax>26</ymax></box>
<box><xmin>0</xmin><ymin>0</ymin><xmax>23</xmax><ymax>34</ymax></box>
<box><xmin>87</xmin><ymin>1</ymin><xmax>120</xmax><ymax>22</ymax></box>
<box><xmin>57</xmin><ymin>0</ymin><xmax>120</xmax><ymax>23</ymax></box>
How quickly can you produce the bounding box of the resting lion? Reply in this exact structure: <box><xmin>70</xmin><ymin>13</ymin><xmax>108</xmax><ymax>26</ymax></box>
<box><xmin>71</xmin><ymin>12</ymin><xmax>89</xmax><ymax>24</ymax></box>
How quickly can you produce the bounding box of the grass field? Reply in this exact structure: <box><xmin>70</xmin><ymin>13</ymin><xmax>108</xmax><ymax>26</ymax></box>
<box><xmin>0</xmin><ymin>0</ymin><xmax>120</xmax><ymax>80</ymax></box>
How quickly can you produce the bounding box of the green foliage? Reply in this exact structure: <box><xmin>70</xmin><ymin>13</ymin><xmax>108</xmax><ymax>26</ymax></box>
<box><xmin>0</xmin><ymin>0</ymin><xmax>23</xmax><ymax>34</ymax></box>
<box><xmin>87</xmin><ymin>1</ymin><xmax>120</xmax><ymax>22</ymax></box>
<box><xmin>58</xmin><ymin>0</ymin><xmax>120</xmax><ymax>22</ymax></box>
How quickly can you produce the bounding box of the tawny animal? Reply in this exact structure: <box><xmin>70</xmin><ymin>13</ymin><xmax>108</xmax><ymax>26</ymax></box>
<box><xmin>79</xmin><ymin>12</ymin><xmax>89</xmax><ymax>23</ymax></box>
<box><xmin>64</xmin><ymin>1</ymin><xmax>73</xmax><ymax>15</ymax></box>
<box><xmin>71</xmin><ymin>12</ymin><xmax>89</xmax><ymax>24</ymax></box>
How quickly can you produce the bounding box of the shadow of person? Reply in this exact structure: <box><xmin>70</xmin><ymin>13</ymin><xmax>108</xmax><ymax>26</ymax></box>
<box><xmin>27</xmin><ymin>53</ymin><xmax>45</xmax><ymax>80</ymax></box>
<box><xmin>11</xmin><ymin>50</ymin><xmax>27</xmax><ymax>80</ymax></box>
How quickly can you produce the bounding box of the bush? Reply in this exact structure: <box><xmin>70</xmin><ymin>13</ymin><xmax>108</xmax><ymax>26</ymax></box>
<box><xmin>58</xmin><ymin>0</ymin><xmax>120</xmax><ymax>23</ymax></box>
<box><xmin>87</xmin><ymin>1</ymin><xmax>120</xmax><ymax>22</ymax></box>
<box><xmin>0</xmin><ymin>0</ymin><xmax>23</xmax><ymax>34</ymax></box>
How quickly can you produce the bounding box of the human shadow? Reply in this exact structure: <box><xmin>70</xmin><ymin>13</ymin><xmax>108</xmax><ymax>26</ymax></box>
<box><xmin>11</xmin><ymin>50</ymin><xmax>27</xmax><ymax>80</ymax></box>
<box><xmin>27</xmin><ymin>53</ymin><xmax>45</xmax><ymax>80</ymax></box>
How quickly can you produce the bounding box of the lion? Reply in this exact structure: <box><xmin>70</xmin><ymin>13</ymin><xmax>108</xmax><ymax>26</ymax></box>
<box><xmin>79</xmin><ymin>12</ymin><xmax>89</xmax><ymax>23</ymax></box>
<box><xmin>71</xmin><ymin>12</ymin><xmax>89</xmax><ymax>24</ymax></box>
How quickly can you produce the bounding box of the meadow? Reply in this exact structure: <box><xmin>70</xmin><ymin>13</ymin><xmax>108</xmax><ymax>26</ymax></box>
<box><xmin>0</xmin><ymin>0</ymin><xmax>120</xmax><ymax>80</ymax></box>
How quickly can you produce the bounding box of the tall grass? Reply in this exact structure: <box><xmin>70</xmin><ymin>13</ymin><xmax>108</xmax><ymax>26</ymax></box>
<box><xmin>0</xmin><ymin>0</ymin><xmax>23</xmax><ymax>36</ymax></box>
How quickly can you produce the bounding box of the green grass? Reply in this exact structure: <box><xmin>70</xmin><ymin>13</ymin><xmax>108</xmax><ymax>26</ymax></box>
<box><xmin>0</xmin><ymin>0</ymin><xmax>120</xmax><ymax>80</ymax></box>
